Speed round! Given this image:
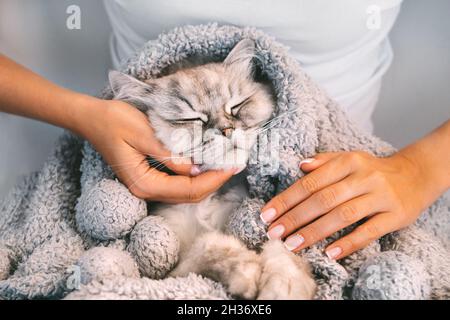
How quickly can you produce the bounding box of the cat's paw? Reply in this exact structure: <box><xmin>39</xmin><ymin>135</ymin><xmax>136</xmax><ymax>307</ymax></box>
<box><xmin>171</xmin><ymin>232</ymin><xmax>262</xmax><ymax>299</ymax></box>
<box><xmin>257</xmin><ymin>270</ymin><xmax>315</xmax><ymax>300</ymax></box>
<box><xmin>226</xmin><ymin>257</ymin><xmax>261</xmax><ymax>299</ymax></box>
<box><xmin>257</xmin><ymin>240</ymin><xmax>316</xmax><ymax>300</ymax></box>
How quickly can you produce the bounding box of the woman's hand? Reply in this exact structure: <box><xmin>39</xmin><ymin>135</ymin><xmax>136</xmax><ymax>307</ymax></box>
<box><xmin>0</xmin><ymin>54</ymin><xmax>235</xmax><ymax>203</ymax></box>
<box><xmin>261</xmin><ymin>119</ymin><xmax>450</xmax><ymax>260</ymax></box>
<box><xmin>79</xmin><ymin>99</ymin><xmax>236</xmax><ymax>203</ymax></box>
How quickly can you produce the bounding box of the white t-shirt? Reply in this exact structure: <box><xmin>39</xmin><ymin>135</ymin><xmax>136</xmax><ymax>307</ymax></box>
<box><xmin>104</xmin><ymin>0</ymin><xmax>402</xmax><ymax>133</ymax></box>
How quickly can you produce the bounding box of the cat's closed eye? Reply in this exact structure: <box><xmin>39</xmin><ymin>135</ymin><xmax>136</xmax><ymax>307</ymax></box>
<box><xmin>227</xmin><ymin>97</ymin><xmax>251</xmax><ymax>117</ymax></box>
<box><xmin>170</xmin><ymin>116</ymin><xmax>207</xmax><ymax>125</ymax></box>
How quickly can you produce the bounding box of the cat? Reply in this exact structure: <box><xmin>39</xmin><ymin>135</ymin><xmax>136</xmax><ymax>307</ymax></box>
<box><xmin>108</xmin><ymin>39</ymin><xmax>316</xmax><ymax>299</ymax></box>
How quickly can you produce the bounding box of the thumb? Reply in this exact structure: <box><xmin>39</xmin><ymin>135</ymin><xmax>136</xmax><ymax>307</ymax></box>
<box><xmin>299</xmin><ymin>152</ymin><xmax>342</xmax><ymax>172</ymax></box>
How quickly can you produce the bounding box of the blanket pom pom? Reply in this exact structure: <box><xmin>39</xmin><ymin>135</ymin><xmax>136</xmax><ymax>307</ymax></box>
<box><xmin>352</xmin><ymin>251</ymin><xmax>431</xmax><ymax>300</ymax></box>
<box><xmin>75</xmin><ymin>179</ymin><xmax>147</xmax><ymax>240</ymax></box>
<box><xmin>75</xmin><ymin>247</ymin><xmax>140</xmax><ymax>285</ymax></box>
<box><xmin>128</xmin><ymin>216</ymin><xmax>179</xmax><ymax>279</ymax></box>
<box><xmin>227</xmin><ymin>198</ymin><xmax>268</xmax><ymax>250</ymax></box>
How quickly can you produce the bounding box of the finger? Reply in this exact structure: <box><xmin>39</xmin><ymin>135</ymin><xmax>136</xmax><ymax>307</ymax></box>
<box><xmin>324</xmin><ymin>213</ymin><xmax>396</xmax><ymax>259</ymax></box>
<box><xmin>130</xmin><ymin>123</ymin><xmax>197</xmax><ymax>176</ymax></box>
<box><xmin>267</xmin><ymin>173</ymin><xmax>371</xmax><ymax>238</ymax></box>
<box><xmin>282</xmin><ymin>194</ymin><xmax>380</xmax><ymax>252</ymax></box>
<box><xmin>132</xmin><ymin>167</ymin><xmax>236</xmax><ymax>203</ymax></box>
<box><xmin>299</xmin><ymin>152</ymin><xmax>341</xmax><ymax>172</ymax></box>
<box><xmin>260</xmin><ymin>153</ymin><xmax>355</xmax><ymax>224</ymax></box>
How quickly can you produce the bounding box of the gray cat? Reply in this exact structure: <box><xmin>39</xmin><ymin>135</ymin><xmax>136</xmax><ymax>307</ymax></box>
<box><xmin>108</xmin><ymin>39</ymin><xmax>316</xmax><ymax>299</ymax></box>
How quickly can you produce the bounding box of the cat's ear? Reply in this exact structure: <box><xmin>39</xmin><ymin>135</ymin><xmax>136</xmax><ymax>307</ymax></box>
<box><xmin>223</xmin><ymin>39</ymin><xmax>256</xmax><ymax>76</ymax></box>
<box><xmin>108</xmin><ymin>70</ymin><xmax>158</xmax><ymax>110</ymax></box>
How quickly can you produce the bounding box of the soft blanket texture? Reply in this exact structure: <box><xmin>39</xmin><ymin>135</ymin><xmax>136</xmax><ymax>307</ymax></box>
<box><xmin>0</xmin><ymin>24</ymin><xmax>449</xmax><ymax>300</ymax></box>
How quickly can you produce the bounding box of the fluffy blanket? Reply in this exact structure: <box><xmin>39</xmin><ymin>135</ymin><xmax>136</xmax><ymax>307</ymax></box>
<box><xmin>0</xmin><ymin>24</ymin><xmax>449</xmax><ymax>300</ymax></box>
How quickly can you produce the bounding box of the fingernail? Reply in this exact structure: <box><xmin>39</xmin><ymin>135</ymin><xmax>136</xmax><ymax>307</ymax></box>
<box><xmin>299</xmin><ymin>158</ymin><xmax>315</xmax><ymax>168</ymax></box>
<box><xmin>233</xmin><ymin>166</ymin><xmax>245</xmax><ymax>175</ymax></box>
<box><xmin>267</xmin><ymin>224</ymin><xmax>285</xmax><ymax>240</ymax></box>
<box><xmin>190</xmin><ymin>165</ymin><xmax>201</xmax><ymax>176</ymax></box>
<box><xmin>284</xmin><ymin>234</ymin><xmax>305</xmax><ymax>251</ymax></box>
<box><xmin>325</xmin><ymin>247</ymin><xmax>342</xmax><ymax>260</ymax></box>
<box><xmin>260</xmin><ymin>208</ymin><xmax>276</xmax><ymax>225</ymax></box>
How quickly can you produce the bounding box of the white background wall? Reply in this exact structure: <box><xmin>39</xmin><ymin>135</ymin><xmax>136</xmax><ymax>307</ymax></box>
<box><xmin>0</xmin><ymin>0</ymin><xmax>449</xmax><ymax>198</ymax></box>
<box><xmin>373</xmin><ymin>0</ymin><xmax>450</xmax><ymax>146</ymax></box>
<box><xmin>0</xmin><ymin>0</ymin><xmax>111</xmax><ymax>197</ymax></box>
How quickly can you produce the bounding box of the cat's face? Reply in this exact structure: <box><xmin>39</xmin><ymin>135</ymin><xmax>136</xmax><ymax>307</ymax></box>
<box><xmin>109</xmin><ymin>39</ymin><xmax>275</xmax><ymax>172</ymax></box>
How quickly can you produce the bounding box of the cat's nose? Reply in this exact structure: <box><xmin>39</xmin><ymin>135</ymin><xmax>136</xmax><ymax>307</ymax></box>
<box><xmin>221</xmin><ymin>127</ymin><xmax>234</xmax><ymax>138</ymax></box>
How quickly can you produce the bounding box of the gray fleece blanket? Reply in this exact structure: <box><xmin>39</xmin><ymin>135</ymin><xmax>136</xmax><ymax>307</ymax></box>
<box><xmin>0</xmin><ymin>24</ymin><xmax>449</xmax><ymax>300</ymax></box>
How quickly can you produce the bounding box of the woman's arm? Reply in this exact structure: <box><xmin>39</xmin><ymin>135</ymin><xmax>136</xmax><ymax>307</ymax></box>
<box><xmin>261</xmin><ymin>120</ymin><xmax>450</xmax><ymax>259</ymax></box>
<box><xmin>0</xmin><ymin>54</ymin><xmax>235</xmax><ymax>202</ymax></box>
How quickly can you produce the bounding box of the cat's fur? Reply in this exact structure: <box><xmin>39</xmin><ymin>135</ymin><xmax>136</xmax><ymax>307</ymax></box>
<box><xmin>109</xmin><ymin>39</ymin><xmax>316</xmax><ymax>299</ymax></box>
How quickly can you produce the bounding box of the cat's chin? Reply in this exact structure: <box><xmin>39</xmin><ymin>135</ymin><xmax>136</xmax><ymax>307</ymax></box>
<box><xmin>195</xmin><ymin>147</ymin><xmax>249</xmax><ymax>174</ymax></box>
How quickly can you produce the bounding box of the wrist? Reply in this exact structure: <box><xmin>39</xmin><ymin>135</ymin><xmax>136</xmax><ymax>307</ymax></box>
<box><xmin>395</xmin><ymin>146</ymin><xmax>446</xmax><ymax>209</ymax></box>
<box><xmin>67</xmin><ymin>94</ymin><xmax>107</xmax><ymax>138</ymax></box>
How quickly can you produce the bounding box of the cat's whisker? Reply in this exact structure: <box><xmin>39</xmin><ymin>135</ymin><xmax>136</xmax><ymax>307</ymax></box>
<box><xmin>127</xmin><ymin>172</ymin><xmax>151</xmax><ymax>190</ymax></box>
<box><xmin>144</xmin><ymin>155</ymin><xmax>192</xmax><ymax>164</ymax></box>
<box><xmin>110</xmin><ymin>158</ymin><xmax>177</xmax><ymax>174</ymax></box>
<box><xmin>251</xmin><ymin>108</ymin><xmax>301</xmax><ymax>135</ymax></box>
<box><xmin>147</xmin><ymin>158</ymin><xmax>174</xmax><ymax>168</ymax></box>
<box><xmin>93</xmin><ymin>144</ymin><xmax>147</xmax><ymax>152</ymax></box>
<box><xmin>109</xmin><ymin>165</ymin><xmax>140</xmax><ymax>175</ymax></box>
<box><xmin>148</xmin><ymin>154</ymin><xmax>192</xmax><ymax>160</ymax></box>
<box><xmin>148</xmin><ymin>157</ymin><xmax>198</xmax><ymax>172</ymax></box>
<box><xmin>127</xmin><ymin>164</ymin><xmax>168</xmax><ymax>190</ymax></box>
<box><xmin>109</xmin><ymin>157</ymin><xmax>149</xmax><ymax>168</ymax></box>
<box><xmin>110</xmin><ymin>157</ymin><xmax>180</xmax><ymax>177</ymax></box>
<box><xmin>110</xmin><ymin>164</ymin><xmax>142</xmax><ymax>176</ymax></box>
<box><xmin>90</xmin><ymin>143</ymin><xmax>193</xmax><ymax>162</ymax></box>
<box><xmin>182</xmin><ymin>141</ymin><xmax>209</xmax><ymax>154</ymax></box>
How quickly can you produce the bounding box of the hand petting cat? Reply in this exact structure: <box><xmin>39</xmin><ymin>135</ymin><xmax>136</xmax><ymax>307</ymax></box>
<box><xmin>261</xmin><ymin>121</ymin><xmax>450</xmax><ymax>260</ymax></box>
<box><xmin>81</xmin><ymin>99</ymin><xmax>237</xmax><ymax>203</ymax></box>
<box><xmin>0</xmin><ymin>54</ymin><xmax>236</xmax><ymax>204</ymax></box>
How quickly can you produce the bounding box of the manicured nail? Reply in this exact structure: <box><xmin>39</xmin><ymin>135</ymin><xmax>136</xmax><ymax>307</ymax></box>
<box><xmin>299</xmin><ymin>158</ymin><xmax>315</xmax><ymax>168</ymax></box>
<box><xmin>267</xmin><ymin>224</ymin><xmax>285</xmax><ymax>240</ymax></box>
<box><xmin>260</xmin><ymin>208</ymin><xmax>276</xmax><ymax>225</ymax></box>
<box><xmin>284</xmin><ymin>234</ymin><xmax>305</xmax><ymax>251</ymax></box>
<box><xmin>190</xmin><ymin>165</ymin><xmax>201</xmax><ymax>176</ymax></box>
<box><xmin>325</xmin><ymin>247</ymin><xmax>342</xmax><ymax>260</ymax></box>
